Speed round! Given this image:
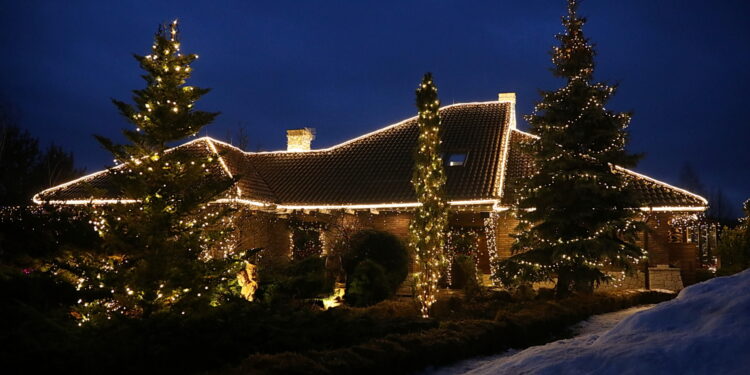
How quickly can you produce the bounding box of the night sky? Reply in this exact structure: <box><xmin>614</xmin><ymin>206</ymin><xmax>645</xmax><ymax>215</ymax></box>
<box><xmin>2</xmin><ymin>1</ymin><xmax>748</xmax><ymax>215</ymax></box>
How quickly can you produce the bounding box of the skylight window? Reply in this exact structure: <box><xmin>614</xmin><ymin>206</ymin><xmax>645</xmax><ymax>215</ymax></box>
<box><xmin>447</xmin><ymin>153</ymin><xmax>467</xmax><ymax>167</ymax></box>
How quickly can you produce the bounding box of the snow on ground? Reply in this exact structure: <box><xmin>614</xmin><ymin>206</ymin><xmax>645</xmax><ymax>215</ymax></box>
<box><xmin>426</xmin><ymin>269</ymin><xmax>750</xmax><ymax>375</ymax></box>
<box><xmin>424</xmin><ymin>305</ymin><xmax>655</xmax><ymax>375</ymax></box>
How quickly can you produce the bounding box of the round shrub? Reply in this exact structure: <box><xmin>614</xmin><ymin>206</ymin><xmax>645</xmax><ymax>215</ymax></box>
<box><xmin>346</xmin><ymin>260</ymin><xmax>390</xmax><ymax>307</ymax></box>
<box><xmin>343</xmin><ymin>230</ymin><xmax>409</xmax><ymax>295</ymax></box>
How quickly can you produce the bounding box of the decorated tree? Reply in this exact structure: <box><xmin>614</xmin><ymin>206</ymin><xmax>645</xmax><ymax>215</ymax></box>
<box><xmin>409</xmin><ymin>73</ymin><xmax>449</xmax><ymax>317</ymax></box>
<box><xmin>56</xmin><ymin>21</ymin><xmax>248</xmax><ymax>321</ymax></box>
<box><xmin>495</xmin><ymin>1</ymin><xmax>645</xmax><ymax>297</ymax></box>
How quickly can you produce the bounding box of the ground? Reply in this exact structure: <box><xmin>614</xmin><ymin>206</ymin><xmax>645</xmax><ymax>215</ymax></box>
<box><xmin>432</xmin><ymin>269</ymin><xmax>750</xmax><ymax>374</ymax></box>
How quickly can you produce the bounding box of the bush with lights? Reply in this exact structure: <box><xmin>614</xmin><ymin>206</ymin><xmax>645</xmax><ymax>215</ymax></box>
<box><xmin>409</xmin><ymin>73</ymin><xmax>449</xmax><ymax>317</ymax></box>
<box><xmin>717</xmin><ymin>199</ymin><xmax>750</xmax><ymax>276</ymax></box>
<box><xmin>54</xmin><ymin>21</ymin><xmax>251</xmax><ymax>321</ymax></box>
<box><xmin>495</xmin><ymin>0</ymin><xmax>646</xmax><ymax>297</ymax></box>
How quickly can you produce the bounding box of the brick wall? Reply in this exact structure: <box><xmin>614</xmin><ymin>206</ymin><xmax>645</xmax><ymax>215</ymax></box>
<box><xmin>643</xmin><ymin>212</ymin><xmax>699</xmax><ymax>284</ymax></box>
<box><xmin>495</xmin><ymin>212</ymin><xmax>519</xmax><ymax>259</ymax></box>
<box><xmin>234</xmin><ymin>209</ymin><xmax>700</xmax><ymax>286</ymax></box>
<box><xmin>360</xmin><ymin>211</ymin><xmax>412</xmax><ymax>240</ymax></box>
<box><xmin>236</xmin><ymin>212</ymin><xmax>291</xmax><ymax>259</ymax></box>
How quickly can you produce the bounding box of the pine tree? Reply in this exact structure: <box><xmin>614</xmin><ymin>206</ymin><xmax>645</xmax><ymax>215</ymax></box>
<box><xmin>409</xmin><ymin>73</ymin><xmax>449</xmax><ymax>317</ymax></box>
<box><xmin>0</xmin><ymin>106</ymin><xmax>84</xmax><ymax>205</ymax></box>
<box><xmin>58</xmin><ymin>21</ymin><xmax>247</xmax><ymax>320</ymax></box>
<box><xmin>495</xmin><ymin>1</ymin><xmax>645</xmax><ymax>297</ymax></box>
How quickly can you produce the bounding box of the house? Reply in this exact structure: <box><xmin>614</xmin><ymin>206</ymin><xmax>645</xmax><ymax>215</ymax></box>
<box><xmin>33</xmin><ymin>93</ymin><xmax>709</xmax><ymax>289</ymax></box>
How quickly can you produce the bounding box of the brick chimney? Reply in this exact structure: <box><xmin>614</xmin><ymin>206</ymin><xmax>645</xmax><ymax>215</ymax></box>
<box><xmin>286</xmin><ymin>128</ymin><xmax>315</xmax><ymax>151</ymax></box>
<box><xmin>498</xmin><ymin>92</ymin><xmax>517</xmax><ymax>129</ymax></box>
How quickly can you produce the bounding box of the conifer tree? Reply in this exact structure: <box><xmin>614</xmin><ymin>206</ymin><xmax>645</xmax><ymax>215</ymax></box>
<box><xmin>495</xmin><ymin>1</ymin><xmax>645</xmax><ymax>296</ymax></box>
<box><xmin>409</xmin><ymin>73</ymin><xmax>449</xmax><ymax>317</ymax></box>
<box><xmin>716</xmin><ymin>199</ymin><xmax>750</xmax><ymax>276</ymax></box>
<box><xmin>58</xmin><ymin>21</ymin><xmax>247</xmax><ymax>320</ymax></box>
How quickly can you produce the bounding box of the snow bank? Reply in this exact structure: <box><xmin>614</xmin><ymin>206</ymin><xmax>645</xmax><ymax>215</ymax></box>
<box><xmin>468</xmin><ymin>269</ymin><xmax>750</xmax><ymax>375</ymax></box>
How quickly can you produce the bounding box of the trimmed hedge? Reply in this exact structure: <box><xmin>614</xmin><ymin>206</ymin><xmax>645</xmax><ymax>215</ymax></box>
<box><xmin>225</xmin><ymin>290</ymin><xmax>674</xmax><ymax>375</ymax></box>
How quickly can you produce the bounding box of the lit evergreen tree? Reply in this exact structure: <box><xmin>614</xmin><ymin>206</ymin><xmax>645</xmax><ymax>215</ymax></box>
<box><xmin>409</xmin><ymin>73</ymin><xmax>449</xmax><ymax>317</ymax></box>
<box><xmin>495</xmin><ymin>1</ymin><xmax>645</xmax><ymax>297</ymax></box>
<box><xmin>57</xmin><ymin>21</ymin><xmax>248</xmax><ymax>320</ymax></box>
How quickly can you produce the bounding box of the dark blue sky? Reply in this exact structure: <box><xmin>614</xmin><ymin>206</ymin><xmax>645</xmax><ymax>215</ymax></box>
<box><xmin>2</xmin><ymin>1</ymin><xmax>748</xmax><ymax>214</ymax></box>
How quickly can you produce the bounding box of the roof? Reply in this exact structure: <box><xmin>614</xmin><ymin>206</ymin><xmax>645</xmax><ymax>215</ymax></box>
<box><xmin>34</xmin><ymin>100</ymin><xmax>707</xmax><ymax>211</ymax></box>
<box><xmin>32</xmin><ymin>138</ymin><xmax>233</xmax><ymax>204</ymax></box>
<box><xmin>502</xmin><ymin>129</ymin><xmax>708</xmax><ymax>209</ymax></box>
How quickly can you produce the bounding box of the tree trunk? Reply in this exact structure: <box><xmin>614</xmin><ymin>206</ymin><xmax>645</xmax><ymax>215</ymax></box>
<box><xmin>555</xmin><ymin>268</ymin><xmax>573</xmax><ymax>298</ymax></box>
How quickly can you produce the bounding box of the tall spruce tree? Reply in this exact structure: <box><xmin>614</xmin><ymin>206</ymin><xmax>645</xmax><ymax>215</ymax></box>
<box><xmin>58</xmin><ymin>21</ymin><xmax>246</xmax><ymax>320</ymax></box>
<box><xmin>409</xmin><ymin>73</ymin><xmax>449</xmax><ymax>317</ymax></box>
<box><xmin>495</xmin><ymin>1</ymin><xmax>645</xmax><ymax>296</ymax></box>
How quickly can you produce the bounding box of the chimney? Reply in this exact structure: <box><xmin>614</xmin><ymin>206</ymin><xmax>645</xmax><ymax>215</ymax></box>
<box><xmin>498</xmin><ymin>92</ymin><xmax>517</xmax><ymax>129</ymax></box>
<box><xmin>286</xmin><ymin>127</ymin><xmax>315</xmax><ymax>151</ymax></box>
<box><xmin>498</xmin><ymin>92</ymin><xmax>516</xmax><ymax>104</ymax></box>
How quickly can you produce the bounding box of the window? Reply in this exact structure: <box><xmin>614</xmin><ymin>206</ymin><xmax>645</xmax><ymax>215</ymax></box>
<box><xmin>446</xmin><ymin>153</ymin><xmax>467</xmax><ymax>166</ymax></box>
<box><xmin>291</xmin><ymin>225</ymin><xmax>323</xmax><ymax>259</ymax></box>
<box><xmin>668</xmin><ymin>227</ymin><xmax>684</xmax><ymax>244</ymax></box>
<box><xmin>686</xmin><ymin>226</ymin><xmax>700</xmax><ymax>244</ymax></box>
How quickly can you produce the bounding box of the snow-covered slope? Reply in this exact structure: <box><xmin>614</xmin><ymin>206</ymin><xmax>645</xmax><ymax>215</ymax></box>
<box><xmin>468</xmin><ymin>269</ymin><xmax>750</xmax><ymax>375</ymax></box>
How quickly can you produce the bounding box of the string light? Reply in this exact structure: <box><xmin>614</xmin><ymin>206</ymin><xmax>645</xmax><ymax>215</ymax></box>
<box><xmin>409</xmin><ymin>73</ymin><xmax>449</xmax><ymax>318</ymax></box>
<box><xmin>494</xmin><ymin>0</ymin><xmax>691</xmax><ymax>293</ymax></box>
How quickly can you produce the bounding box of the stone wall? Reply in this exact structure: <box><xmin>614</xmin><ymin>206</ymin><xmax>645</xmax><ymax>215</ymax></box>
<box><xmin>648</xmin><ymin>265</ymin><xmax>684</xmax><ymax>291</ymax></box>
<box><xmin>596</xmin><ymin>270</ymin><xmax>646</xmax><ymax>291</ymax></box>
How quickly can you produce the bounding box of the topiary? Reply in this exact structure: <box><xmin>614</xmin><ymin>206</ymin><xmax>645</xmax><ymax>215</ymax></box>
<box><xmin>343</xmin><ymin>230</ymin><xmax>409</xmax><ymax>295</ymax></box>
<box><xmin>345</xmin><ymin>260</ymin><xmax>390</xmax><ymax>307</ymax></box>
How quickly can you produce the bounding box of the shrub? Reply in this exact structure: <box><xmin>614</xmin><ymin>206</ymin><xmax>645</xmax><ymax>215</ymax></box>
<box><xmin>257</xmin><ymin>256</ymin><xmax>334</xmax><ymax>303</ymax></box>
<box><xmin>346</xmin><ymin>260</ymin><xmax>391</xmax><ymax>307</ymax></box>
<box><xmin>536</xmin><ymin>287</ymin><xmax>556</xmax><ymax>300</ymax></box>
<box><xmin>452</xmin><ymin>255</ymin><xmax>481</xmax><ymax>298</ymax></box>
<box><xmin>693</xmin><ymin>268</ymin><xmax>716</xmax><ymax>283</ymax></box>
<box><xmin>0</xmin><ymin>206</ymin><xmax>99</xmax><ymax>272</ymax></box>
<box><xmin>230</xmin><ymin>290</ymin><xmax>676</xmax><ymax>375</ymax></box>
<box><xmin>348</xmin><ymin>299</ymin><xmax>421</xmax><ymax>320</ymax></box>
<box><xmin>343</xmin><ymin>230</ymin><xmax>409</xmax><ymax>296</ymax></box>
<box><xmin>717</xmin><ymin>225</ymin><xmax>750</xmax><ymax>276</ymax></box>
<box><xmin>717</xmin><ymin>199</ymin><xmax>750</xmax><ymax>276</ymax></box>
